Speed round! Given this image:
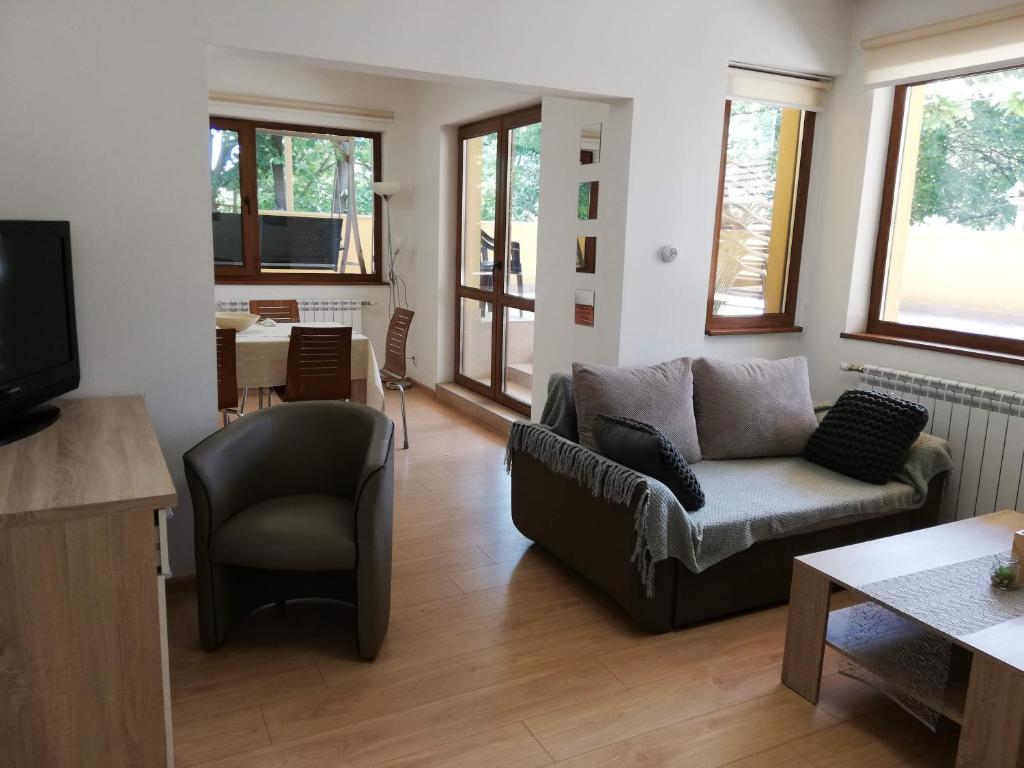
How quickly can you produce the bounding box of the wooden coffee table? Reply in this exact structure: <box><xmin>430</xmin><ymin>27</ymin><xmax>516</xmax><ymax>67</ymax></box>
<box><xmin>782</xmin><ymin>510</ymin><xmax>1024</xmax><ymax>768</ymax></box>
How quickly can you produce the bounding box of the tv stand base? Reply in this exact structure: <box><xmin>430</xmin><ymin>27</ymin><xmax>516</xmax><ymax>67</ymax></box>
<box><xmin>0</xmin><ymin>404</ymin><xmax>60</xmax><ymax>447</ymax></box>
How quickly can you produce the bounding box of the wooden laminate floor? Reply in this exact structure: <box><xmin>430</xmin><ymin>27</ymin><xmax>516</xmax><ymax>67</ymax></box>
<box><xmin>169</xmin><ymin>387</ymin><xmax>958</xmax><ymax>768</ymax></box>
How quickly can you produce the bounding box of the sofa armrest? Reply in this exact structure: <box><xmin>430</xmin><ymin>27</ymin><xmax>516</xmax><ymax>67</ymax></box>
<box><xmin>509</xmin><ymin>448</ymin><xmax>675</xmax><ymax>632</ymax></box>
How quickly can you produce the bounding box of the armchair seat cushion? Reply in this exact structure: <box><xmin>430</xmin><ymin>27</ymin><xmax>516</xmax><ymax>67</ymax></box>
<box><xmin>210</xmin><ymin>494</ymin><xmax>356</xmax><ymax>571</ymax></box>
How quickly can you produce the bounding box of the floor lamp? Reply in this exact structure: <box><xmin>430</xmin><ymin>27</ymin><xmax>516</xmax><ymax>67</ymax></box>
<box><xmin>373</xmin><ymin>181</ymin><xmax>414</xmax><ymax>448</ymax></box>
<box><xmin>373</xmin><ymin>181</ymin><xmax>405</xmax><ymax>315</ymax></box>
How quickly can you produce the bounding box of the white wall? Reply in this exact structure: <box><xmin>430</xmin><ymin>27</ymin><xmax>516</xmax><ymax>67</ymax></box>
<box><xmin>532</xmin><ymin>96</ymin><xmax>631</xmax><ymax>412</ymax></box>
<box><xmin>614</xmin><ymin>1</ymin><xmax>852</xmax><ymax>367</ymax></box>
<box><xmin>0</xmin><ymin>0</ymin><xmax>213</xmax><ymax>573</ymax></box>
<box><xmin>0</xmin><ymin>0</ymin><xmax>856</xmax><ymax>576</ymax></box>
<box><xmin>201</xmin><ymin>0</ymin><xmax>854</xmax><ymax>373</ymax></box>
<box><xmin>9</xmin><ymin>0</ymin><xmax>1020</xmax><ymax>574</ymax></box>
<box><xmin>202</xmin><ymin>3</ymin><xmax>1024</xmax><ymax>407</ymax></box>
<box><xmin>801</xmin><ymin>0</ymin><xmax>1024</xmax><ymax>401</ymax></box>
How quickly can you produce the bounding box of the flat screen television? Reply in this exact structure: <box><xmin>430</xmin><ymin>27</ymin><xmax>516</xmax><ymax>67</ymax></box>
<box><xmin>0</xmin><ymin>220</ymin><xmax>80</xmax><ymax>446</ymax></box>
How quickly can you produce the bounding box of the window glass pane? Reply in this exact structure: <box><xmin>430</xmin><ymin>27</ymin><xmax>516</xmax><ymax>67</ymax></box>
<box><xmin>506</xmin><ymin>123</ymin><xmax>541</xmax><ymax>299</ymax></box>
<box><xmin>459</xmin><ymin>298</ymin><xmax>493</xmax><ymax>386</ymax></box>
<box><xmin>210</xmin><ymin>128</ymin><xmax>244</xmax><ymax>266</ymax></box>
<box><xmin>255</xmin><ymin>129</ymin><xmax>375</xmax><ymax>274</ymax></box>
<box><xmin>502</xmin><ymin>307</ymin><xmax>534</xmax><ymax>405</ymax></box>
<box><xmin>461</xmin><ymin>133</ymin><xmax>498</xmax><ymax>290</ymax></box>
<box><xmin>713</xmin><ymin>101</ymin><xmax>804</xmax><ymax>317</ymax></box>
<box><xmin>882</xmin><ymin>68</ymin><xmax>1024</xmax><ymax>341</ymax></box>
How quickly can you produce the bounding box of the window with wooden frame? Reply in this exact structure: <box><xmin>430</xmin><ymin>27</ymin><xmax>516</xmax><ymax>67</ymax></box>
<box><xmin>855</xmin><ymin>66</ymin><xmax>1024</xmax><ymax>361</ymax></box>
<box><xmin>209</xmin><ymin>117</ymin><xmax>382</xmax><ymax>284</ymax></box>
<box><xmin>706</xmin><ymin>96</ymin><xmax>816</xmax><ymax>335</ymax></box>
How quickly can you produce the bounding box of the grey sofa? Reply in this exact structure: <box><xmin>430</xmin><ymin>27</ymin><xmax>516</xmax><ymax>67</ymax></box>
<box><xmin>184</xmin><ymin>401</ymin><xmax>395</xmax><ymax>660</ymax></box>
<box><xmin>512</xmin><ymin>452</ymin><xmax>944</xmax><ymax>632</ymax></box>
<box><xmin>508</xmin><ymin>381</ymin><xmax>951</xmax><ymax>632</ymax></box>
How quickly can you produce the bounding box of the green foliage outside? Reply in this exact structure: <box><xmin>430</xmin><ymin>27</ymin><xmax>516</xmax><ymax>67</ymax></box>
<box><xmin>725</xmin><ymin>100</ymin><xmax>782</xmax><ymax>204</ymax></box>
<box><xmin>475</xmin><ymin>132</ymin><xmax>498</xmax><ymax>221</ymax></box>
<box><xmin>913</xmin><ymin>69</ymin><xmax>1024</xmax><ymax>230</ymax></box>
<box><xmin>476</xmin><ymin>122</ymin><xmax>541</xmax><ymax>222</ymax></box>
<box><xmin>214</xmin><ymin>77</ymin><xmax>1024</xmax><ymax>237</ymax></box>
<box><xmin>508</xmin><ymin>123</ymin><xmax>541</xmax><ymax>222</ymax></box>
<box><xmin>578</xmin><ymin>182</ymin><xmax>591</xmax><ymax>219</ymax></box>
<box><xmin>210</xmin><ymin>129</ymin><xmax>240</xmax><ymax>211</ymax></box>
<box><xmin>727</xmin><ymin>73</ymin><xmax>1024</xmax><ymax>233</ymax></box>
<box><xmin>208</xmin><ymin>129</ymin><xmax>374</xmax><ymax>216</ymax></box>
<box><xmin>256</xmin><ymin>132</ymin><xmax>374</xmax><ymax>216</ymax></box>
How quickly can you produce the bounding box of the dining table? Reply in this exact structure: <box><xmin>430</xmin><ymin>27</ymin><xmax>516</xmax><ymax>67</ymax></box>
<box><xmin>235</xmin><ymin>321</ymin><xmax>386</xmax><ymax>411</ymax></box>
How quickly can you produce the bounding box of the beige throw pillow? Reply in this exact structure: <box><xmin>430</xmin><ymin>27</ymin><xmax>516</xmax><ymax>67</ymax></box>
<box><xmin>572</xmin><ymin>358</ymin><xmax>701</xmax><ymax>464</ymax></box>
<box><xmin>692</xmin><ymin>356</ymin><xmax>818</xmax><ymax>459</ymax></box>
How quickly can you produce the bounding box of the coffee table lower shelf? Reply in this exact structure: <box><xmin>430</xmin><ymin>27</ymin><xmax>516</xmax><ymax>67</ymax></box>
<box><xmin>825</xmin><ymin>602</ymin><xmax>970</xmax><ymax>725</ymax></box>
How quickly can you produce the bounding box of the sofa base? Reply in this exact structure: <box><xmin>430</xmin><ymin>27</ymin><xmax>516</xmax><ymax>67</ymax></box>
<box><xmin>511</xmin><ymin>451</ymin><xmax>945</xmax><ymax>632</ymax></box>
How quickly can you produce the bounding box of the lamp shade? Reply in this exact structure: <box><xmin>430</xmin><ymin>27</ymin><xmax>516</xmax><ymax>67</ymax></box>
<box><xmin>373</xmin><ymin>181</ymin><xmax>402</xmax><ymax>198</ymax></box>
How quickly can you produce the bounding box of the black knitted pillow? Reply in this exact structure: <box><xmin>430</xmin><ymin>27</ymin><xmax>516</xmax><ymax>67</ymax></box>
<box><xmin>592</xmin><ymin>414</ymin><xmax>705</xmax><ymax>511</ymax></box>
<box><xmin>804</xmin><ymin>389</ymin><xmax>928</xmax><ymax>484</ymax></box>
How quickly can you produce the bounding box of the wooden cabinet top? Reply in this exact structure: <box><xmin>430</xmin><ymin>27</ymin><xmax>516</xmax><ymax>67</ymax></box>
<box><xmin>0</xmin><ymin>396</ymin><xmax>176</xmax><ymax>528</ymax></box>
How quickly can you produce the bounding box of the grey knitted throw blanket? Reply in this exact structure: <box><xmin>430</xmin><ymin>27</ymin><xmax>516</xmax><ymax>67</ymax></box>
<box><xmin>505</xmin><ymin>375</ymin><xmax>954</xmax><ymax>597</ymax></box>
<box><xmin>505</xmin><ymin>421</ymin><xmax>666</xmax><ymax>594</ymax></box>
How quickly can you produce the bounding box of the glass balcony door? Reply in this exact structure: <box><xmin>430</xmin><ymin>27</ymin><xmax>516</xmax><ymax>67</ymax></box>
<box><xmin>455</xmin><ymin>107</ymin><xmax>540</xmax><ymax>414</ymax></box>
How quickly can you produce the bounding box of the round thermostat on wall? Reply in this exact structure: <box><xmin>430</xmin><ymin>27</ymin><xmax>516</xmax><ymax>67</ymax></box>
<box><xmin>659</xmin><ymin>245</ymin><xmax>678</xmax><ymax>263</ymax></box>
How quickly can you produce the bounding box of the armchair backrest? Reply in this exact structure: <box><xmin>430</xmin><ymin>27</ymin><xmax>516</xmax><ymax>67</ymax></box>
<box><xmin>184</xmin><ymin>401</ymin><xmax>394</xmax><ymax>536</ymax></box>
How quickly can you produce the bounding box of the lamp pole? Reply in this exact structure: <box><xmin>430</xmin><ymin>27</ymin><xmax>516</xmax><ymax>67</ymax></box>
<box><xmin>373</xmin><ymin>182</ymin><xmax>404</xmax><ymax>315</ymax></box>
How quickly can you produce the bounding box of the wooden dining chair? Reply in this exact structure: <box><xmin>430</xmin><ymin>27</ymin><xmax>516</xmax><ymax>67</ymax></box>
<box><xmin>216</xmin><ymin>328</ymin><xmax>243</xmax><ymax>427</ymax></box>
<box><xmin>274</xmin><ymin>326</ymin><xmax>353</xmax><ymax>403</ymax></box>
<box><xmin>249</xmin><ymin>299</ymin><xmax>301</xmax><ymax>324</ymax></box>
<box><xmin>380</xmin><ymin>308</ymin><xmax>415</xmax><ymax>449</ymax></box>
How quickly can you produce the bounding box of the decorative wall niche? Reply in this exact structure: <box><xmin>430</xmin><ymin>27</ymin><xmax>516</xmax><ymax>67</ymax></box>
<box><xmin>574</xmin><ymin>289</ymin><xmax>595</xmax><ymax>326</ymax></box>
<box><xmin>578</xmin><ymin>181</ymin><xmax>599</xmax><ymax>220</ymax></box>
<box><xmin>579</xmin><ymin>123</ymin><xmax>602</xmax><ymax>164</ymax></box>
<box><xmin>576</xmin><ymin>236</ymin><xmax>596</xmax><ymax>273</ymax></box>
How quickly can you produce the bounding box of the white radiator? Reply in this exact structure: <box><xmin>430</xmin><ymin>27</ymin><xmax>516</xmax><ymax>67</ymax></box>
<box><xmin>842</xmin><ymin>363</ymin><xmax>1024</xmax><ymax>522</ymax></box>
<box><xmin>217</xmin><ymin>298</ymin><xmax>373</xmax><ymax>335</ymax></box>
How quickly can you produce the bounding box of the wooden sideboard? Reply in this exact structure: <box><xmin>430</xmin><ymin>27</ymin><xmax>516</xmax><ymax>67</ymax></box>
<box><xmin>0</xmin><ymin>396</ymin><xmax>176</xmax><ymax>767</ymax></box>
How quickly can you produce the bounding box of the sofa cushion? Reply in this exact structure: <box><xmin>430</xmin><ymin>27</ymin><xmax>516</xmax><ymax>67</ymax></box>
<box><xmin>692</xmin><ymin>356</ymin><xmax>817</xmax><ymax>459</ymax></box>
<box><xmin>805</xmin><ymin>389</ymin><xmax>929</xmax><ymax>484</ymax></box>
<box><xmin>210</xmin><ymin>494</ymin><xmax>356</xmax><ymax>571</ymax></box>
<box><xmin>572</xmin><ymin>358</ymin><xmax>701</xmax><ymax>463</ymax></box>
<box><xmin>593</xmin><ymin>414</ymin><xmax>705</xmax><ymax>511</ymax></box>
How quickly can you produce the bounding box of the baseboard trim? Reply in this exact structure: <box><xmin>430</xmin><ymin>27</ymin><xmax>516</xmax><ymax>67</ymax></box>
<box><xmin>407</xmin><ymin>376</ymin><xmax>436</xmax><ymax>395</ymax></box>
<box><xmin>435</xmin><ymin>382</ymin><xmax>519</xmax><ymax>437</ymax></box>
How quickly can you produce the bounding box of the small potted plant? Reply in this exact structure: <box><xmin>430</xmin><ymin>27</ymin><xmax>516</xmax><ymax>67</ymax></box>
<box><xmin>990</xmin><ymin>552</ymin><xmax>1021</xmax><ymax>591</ymax></box>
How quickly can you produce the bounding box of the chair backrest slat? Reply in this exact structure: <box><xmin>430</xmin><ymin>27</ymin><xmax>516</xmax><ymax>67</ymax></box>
<box><xmin>382</xmin><ymin>308</ymin><xmax>415</xmax><ymax>379</ymax></box>
<box><xmin>284</xmin><ymin>326</ymin><xmax>352</xmax><ymax>401</ymax></box>
<box><xmin>215</xmin><ymin>328</ymin><xmax>238</xmax><ymax>411</ymax></box>
<box><xmin>249</xmin><ymin>299</ymin><xmax>300</xmax><ymax>323</ymax></box>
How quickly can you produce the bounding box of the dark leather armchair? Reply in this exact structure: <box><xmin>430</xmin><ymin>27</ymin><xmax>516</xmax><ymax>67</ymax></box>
<box><xmin>184</xmin><ymin>401</ymin><xmax>395</xmax><ymax>660</ymax></box>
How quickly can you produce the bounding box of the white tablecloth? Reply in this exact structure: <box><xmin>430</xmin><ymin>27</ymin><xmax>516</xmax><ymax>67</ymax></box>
<box><xmin>235</xmin><ymin>322</ymin><xmax>385</xmax><ymax>411</ymax></box>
